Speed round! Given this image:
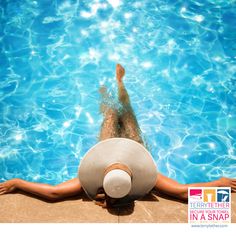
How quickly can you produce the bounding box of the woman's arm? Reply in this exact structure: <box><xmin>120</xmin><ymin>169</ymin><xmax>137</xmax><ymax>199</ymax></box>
<box><xmin>0</xmin><ymin>178</ymin><xmax>83</xmax><ymax>201</ymax></box>
<box><xmin>155</xmin><ymin>173</ymin><xmax>236</xmax><ymax>201</ymax></box>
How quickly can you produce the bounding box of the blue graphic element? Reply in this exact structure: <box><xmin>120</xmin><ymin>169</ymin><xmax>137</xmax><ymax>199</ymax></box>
<box><xmin>217</xmin><ymin>189</ymin><xmax>230</xmax><ymax>202</ymax></box>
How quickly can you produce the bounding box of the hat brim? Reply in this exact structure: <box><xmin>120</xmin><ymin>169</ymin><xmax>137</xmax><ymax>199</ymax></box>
<box><xmin>78</xmin><ymin>138</ymin><xmax>157</xmax><ymax>200</ymax></box>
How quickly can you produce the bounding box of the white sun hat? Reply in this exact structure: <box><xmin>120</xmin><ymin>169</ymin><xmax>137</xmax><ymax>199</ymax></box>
<box><xmin>78</xmin><ymin>138</ymin><xmax>157</xmax><ymax>200</ymax></box>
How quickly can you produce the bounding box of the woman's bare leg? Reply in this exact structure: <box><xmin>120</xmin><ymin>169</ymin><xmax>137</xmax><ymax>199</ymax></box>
<box><xmin>0</xmin><ymin>178</ymin><xmax>82</xmax><ymax>200</ymax></box>
<box><xmin>99</xmin><ymin>86</ymin><xmax>119</xmax><ymax>141</ymax></box>
<box><xmin>155</xmin><ymin>173</ymin><xmax>236</xmax><ymax>201</ymax></box>
<box><xmin>116</xmin><ymin>64</ymin><xmax>144</xmax><ymax>145</ymax></box>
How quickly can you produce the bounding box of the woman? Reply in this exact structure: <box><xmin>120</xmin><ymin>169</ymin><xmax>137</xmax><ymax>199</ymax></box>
<box><xmin>0</xmin><ymin>64</ymin><xmax>235</xmax><ymax>208</ymax></box>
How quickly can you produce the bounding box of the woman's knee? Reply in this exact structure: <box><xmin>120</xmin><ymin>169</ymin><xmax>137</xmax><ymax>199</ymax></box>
<box><xmin>105</xmin><ymin>108</ymin><xmax>119</xmax><ymax>119</ymax></box>
<box><xmin>100</xmin><ymin>109</ymin><xmax>119</xmax><ymax>140</ymax></box>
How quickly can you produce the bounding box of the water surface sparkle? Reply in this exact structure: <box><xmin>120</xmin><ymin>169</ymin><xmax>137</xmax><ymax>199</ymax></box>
<box><xmin>0</xmin><ymin>0</ymin><xmax>236</xmax><ymax>185</ymax></box>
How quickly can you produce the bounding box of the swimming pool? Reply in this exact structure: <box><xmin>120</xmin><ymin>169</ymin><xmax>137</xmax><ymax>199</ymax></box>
<box><xmin>0</xmin><ymin>0</ymin><xmax>235</xmax><ymax>185</ymax></box>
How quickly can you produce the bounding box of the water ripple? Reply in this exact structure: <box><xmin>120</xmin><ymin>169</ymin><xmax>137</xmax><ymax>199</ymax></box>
<box><xmin>0</xmin><ymin>0</ymin><xmax>235</xmax><ymax>184</ymax></box>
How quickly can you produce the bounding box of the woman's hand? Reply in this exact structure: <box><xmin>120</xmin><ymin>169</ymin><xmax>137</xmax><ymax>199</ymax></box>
<box><xmin>219</xmin><ymin>177</ymin><xmax>236</xmax><ymax>191</ymax></box>
<box><xmin>0</xmin><ymin>178</ymin><xmax>19</xmax><ymax>195</ymax></box>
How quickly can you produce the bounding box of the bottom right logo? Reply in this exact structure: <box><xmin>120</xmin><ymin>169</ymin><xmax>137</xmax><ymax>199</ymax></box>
<box><xmin>188</xmin><ymin>187</ymin><xmax>231</xmax><ymax>224</ymax></box>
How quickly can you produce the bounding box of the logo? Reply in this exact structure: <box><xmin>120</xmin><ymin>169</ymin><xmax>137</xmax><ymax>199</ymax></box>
<box><xmin>203</xmin><ymin>189</ymin><xmax>216</xmax><ymax>202</ymax></box>
<box><xmin>188</xmin><ymin>187</ymin><xmax>231</xmax><ymax>224</ymax></box>
<box><xmin>189</xmin><ymin>189</ymin><xmax>202</xmax><ymax>201</ymax></box>
<box><xmin>217</xmin><ymin>189</ymin><xmax>230</xmax><ymax>202</ymax></box>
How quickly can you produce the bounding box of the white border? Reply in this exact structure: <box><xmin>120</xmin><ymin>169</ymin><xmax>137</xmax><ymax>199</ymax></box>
<box><xmin>1</xmin><ymin>223</ymin><xmax>236</xmax><ymax>236</ymax></box>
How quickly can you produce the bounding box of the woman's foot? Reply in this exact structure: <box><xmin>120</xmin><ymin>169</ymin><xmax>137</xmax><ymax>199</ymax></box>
<box><xmin>219</xmin><ymin>177</ymin><xmax>236</xmax><ymax>191</ymax></box>
<box><xmin>116</xmin><ymin>64</ymin><xmax>125</xmax><ymax>83</ymax></box>
<box><xmin>0</xmin><ymin>179</ymin><xmax>19</xmax><ymax>195</ymax></box>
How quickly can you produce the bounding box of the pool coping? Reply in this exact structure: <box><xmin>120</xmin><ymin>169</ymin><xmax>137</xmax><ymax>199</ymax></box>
<box><xmin>0</xmin><ymin>191</ymin><xmax>235</xmax><ymax>223</ymax></box>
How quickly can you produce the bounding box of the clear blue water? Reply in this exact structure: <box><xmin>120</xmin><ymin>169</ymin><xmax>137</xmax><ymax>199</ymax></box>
<box><xmin>0</xmin><ymin>0</ymin><xmax>236</xmax><ymax>185</ymax></box>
